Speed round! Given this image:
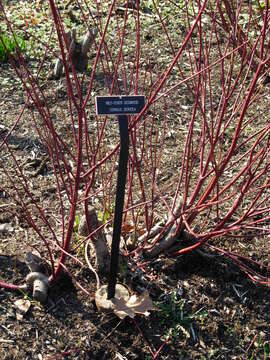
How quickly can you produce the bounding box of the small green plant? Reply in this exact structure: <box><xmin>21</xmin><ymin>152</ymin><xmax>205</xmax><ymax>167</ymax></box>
<box><xmin>0</xmin><ymin>32</ymin><xmax>26</xmax><ymax>62</ymax></box>
<box><xmin>225</xmin><ymin>324</ymin><xmax>233</xmax><ymax>337</ymax></box>
<box><xmin>98</xmin><ymin>206</ymin><xmax>113</xmax><ymax>224</ymax></box>
<box><xmin>249</xmin><ymin>339</ymin><xmax>270</xmax><ymax>360</ymax></box>
<box><xmin>73</xmin><ymin>214</ymin><xmax>80</xmax><ymax>234</ymax></box>
<box><xmin>72</xmin><ymin>214</ymin><xmax>85</xmax><ymax>256</ymax></box>
<box><xmin>257</xmin><ymin>339</ymin><xmax>270</xmax><ymax>360</ymax></box>
<box><xmin>155</xmin><ymin>290</ymin><xmax>208</xmax><ymax>341</ymax></box>
<box><xmin>253</xmin><ymin>0</ymin><xmax>268</xmax><ymax>11</ymax></box>
<box><xmin>264</xmin><ymin>342</ymin><xmax>270</xmax><ymax>359</ymax></box>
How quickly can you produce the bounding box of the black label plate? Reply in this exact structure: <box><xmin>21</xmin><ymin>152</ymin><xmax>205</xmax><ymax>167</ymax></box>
<box><xmin>95</xmin><ymin>95</ymin><xmax>145</xmax><ymax>115</ymax></box>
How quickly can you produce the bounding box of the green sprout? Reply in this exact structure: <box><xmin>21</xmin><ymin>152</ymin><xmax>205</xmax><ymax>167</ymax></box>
<box><xmin>155</xmin><ymin>290</ymin><xmax>208</xmax><ymax>341</ymax></box>
<box><xmin>72</xmin><ymin>214</ymin><xmax>85</xmax><ymax>256</ymax></box>
<box><xmin>0</xmin><ymin>32</ymin><xmax>27</xmax><ymax>62</ymax></box>
<box><xmin>98</xmin><ymin>206</ymin><xmax>113</xmax><ymax>224</ymax></box>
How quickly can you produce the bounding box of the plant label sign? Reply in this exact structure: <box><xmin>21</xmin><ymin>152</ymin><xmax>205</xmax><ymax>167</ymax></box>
<box><xmin>95</xmin><ymin>95</ymin><xmax>145</xmax><ymax>115</ymax></box>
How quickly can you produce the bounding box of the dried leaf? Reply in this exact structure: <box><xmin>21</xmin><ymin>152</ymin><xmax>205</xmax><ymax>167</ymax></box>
<box><xmin>112</xmin><ymin>291</ymin><xmax>155</xmax><ymax>319</ymax></box>
<box><xmin>16</xmin><ymin>312</ymin><xmax>24</xmax><ymax>321</ymax></box>
<box><xmin>31</xmin><ymin>17</ymin><xmax>40</xmax><ymax>26</ymax></box>
<box><xmin>14</xmin><ymin>299</ymin><xmax>31</xmax><ymax>319</ymax></box>
<box><xmin>121</xmin><ymin>223</ymin><xmax>134</xmax><ymax>234</ymax></box>
<box><xmin>0</xmin><ymin>223</ymin><xmax>14</xmax><ymax>233</ymax></box>
<box><xmin>112</xmin><ymin>297</ymin><xmax>135</xmax><ymax>319</ymax></box>
<box><xmin>114</xmin><ymin>352</ymin><xmax>128</xmax><ymax>360</ymax></box>
<box><xmin>121</xmin><ymin>222</ymin><xmax>145</xmax><ymax>237</ymax></box>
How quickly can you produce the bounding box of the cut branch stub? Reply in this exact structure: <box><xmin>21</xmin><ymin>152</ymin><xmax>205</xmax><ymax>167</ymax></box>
<box><xmin>26</xmin><ymin>272</ymin><xmax>49</xmax><ymax>303</ymax></box>
<box><xmin>78</xmin><ymin>207</ymin><xmax>110</xmax><ymax>274</ymax></box>
<box><xmin>54</xmin><ymin>58</ymin><xmax>63</xmax><ymax>80</ymax></box>
<box><xmin>81</xmin><ymin>28</ymin><xmax>98</xmax><ymax>55</ymax></box>
<box><xmin>25</xmin><ymin>251</ymin><xmax>47</xmax><ymax>273</ymax></box>
<box><xmin>25</xmin><ymin>252</ymin><xmax>49</xmax><ymax>303</ymax></box>
<box><xmin>143</xmin><ymin>196</ymin><xmax>184</xmax><ymax>258</ymax></box>
<box><xmin>53</xmin><ymin>27</ymin><xmax>98</xmax><ymax>79</ymax></box>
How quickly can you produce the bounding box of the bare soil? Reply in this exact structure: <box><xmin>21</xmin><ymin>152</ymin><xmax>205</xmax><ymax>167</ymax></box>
<box><xmin>0</xmin><ymin>248</ymin><xmax>270</xmax><ymax>359</ymax></box>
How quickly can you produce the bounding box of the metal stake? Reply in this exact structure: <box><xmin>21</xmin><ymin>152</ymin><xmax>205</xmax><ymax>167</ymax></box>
<box><xmin>107</xmin><ymin>115</ymin><xmax>129</xmax><ymax>299</ymax></box>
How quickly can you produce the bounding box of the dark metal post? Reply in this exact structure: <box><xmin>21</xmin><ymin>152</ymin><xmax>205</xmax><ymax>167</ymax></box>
<box><xmin>107</xmin><ymin>115</ymin><xmax>129</xmax><ymax>299</ymax></box>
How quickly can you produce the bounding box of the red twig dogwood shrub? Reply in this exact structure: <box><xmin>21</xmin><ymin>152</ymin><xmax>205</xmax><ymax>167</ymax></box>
<box><xmin>0</xmin><ymin>0</ymin><xmax>269</xmax><ymax>298</ymax></box>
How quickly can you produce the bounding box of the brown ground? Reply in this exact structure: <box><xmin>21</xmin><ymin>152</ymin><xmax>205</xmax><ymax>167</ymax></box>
<box><xmin>0</xmin><ymin>246</ymin><xmax>270</xmax><ymax>359</ymax></box>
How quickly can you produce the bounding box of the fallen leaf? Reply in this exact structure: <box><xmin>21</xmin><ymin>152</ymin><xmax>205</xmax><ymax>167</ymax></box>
<box><xmin>114</xmin><ymin>352</ymin><xmax>128</xmax><ymax>360</ymax></box>
<box><xmin>121</xmin><ymin>223</ymin><xmax>134</xmax><ymax>234</ymax></box>
<box><xmin>112</xmin><ymin>297</ymin><xmax>135</xmax><ymax>319</ymax></box>
<box><xmin>0</xmin><ymin>223</ymin><xmax>14</xmax><ymax>233</ymax></box>
<box><xmin>31</xmin><ymin>17</ymin><xmax>40</xmax><ymax>26</ymax></box>
<box><xmin>14</xmin><ymin>299</ymin><xmax>31</xmax><ymax>320</ymax></box>
<box><xmin>112</xmin><ymin>291</ymin><xmax>155</xmax><ymax>319</ymax></box>
<box><xmin>16</xmin><ymin>312</ymin><xmax>24</xmax><ymax>321</ymax></box>
<box><xmin>121</xmin><ymin>222</ymin><xmax>145</xmax><ymax>237</ymax></box>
